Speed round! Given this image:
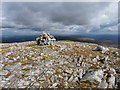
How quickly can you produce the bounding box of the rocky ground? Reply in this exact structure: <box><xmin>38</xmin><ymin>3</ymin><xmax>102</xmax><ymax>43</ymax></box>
<box><xmin>0</xmin><ymin>41</ymin><xmax>120</xmax><ymax>89</ymax></box>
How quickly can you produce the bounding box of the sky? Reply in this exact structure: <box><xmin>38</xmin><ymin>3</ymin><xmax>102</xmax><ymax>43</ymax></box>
<box><xmin>0</xmin><ymin>2</ymin><xmax>119</xmax><ymax>36</ymax></box>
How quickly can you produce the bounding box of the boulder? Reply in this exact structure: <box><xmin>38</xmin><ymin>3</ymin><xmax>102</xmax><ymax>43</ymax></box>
<box><xmin>116</xmin><ymin>77</ymin><xmax>120</xmax><ymax>89</ymax></box>
<box><xmin>93</xmin><ymin>45</ymin><xmax>109</xmax><ymax>53</ymax></box>
<box><xmin>107</xmin><ymin>74</ymin><xmax>115</xmax><ymax>88</ymax></box>
<box><xmin>68</xmin><ymin>75</ymin><xmax>74</xmax><ymax>82</ymax></box>
<box><xmin>52</xmin><ymin>83</ymin><xmax>59</xmax><ymax>88</ymax></box>
<box><xmin>80</xmin><ymin>69</ymin><xmax>104</xmax><ymax>83</ymax></box>
<box><xmin>109</xmin><ymin>68</ymin><xmax>116</xmax><ymax>75</ymax></box>
<box><xmin>100</xmin><ymin>56</ymin><xmax>109</xmax><ymax>64</ymax></box>
<box><xmin>78</xmin><ymin>69</ymin><xmax>83</xmax><ymax>79</ymax></box>
<box><xmin>36</xmin><ymin>32</ymin><xmax>56</xmax><ymax>45</ymax></box>
<box><xmin>98</xmin><ymin>80</ymin><xmax>108</xmax><ymax>89</ymax></box>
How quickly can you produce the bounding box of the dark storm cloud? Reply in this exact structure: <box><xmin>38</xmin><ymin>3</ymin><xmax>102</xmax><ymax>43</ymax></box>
<box><xmin>50</xmin><ymin>2</ymin><xmax>111</xmax><ymax>25</ymax></box>
<box><xmin>2</xmin><ymin>2</ymin><xmax>110</xmax><ymax>27</ymax></box>
<box><xmin>118</xmin><ymin>2</ymin><xmax>120</xmax><ymax>23</ymax></box>
<box><xmin>1</xmin><ymin>2</ymin><xmax>118</xmax><ymax>34</ymax></box>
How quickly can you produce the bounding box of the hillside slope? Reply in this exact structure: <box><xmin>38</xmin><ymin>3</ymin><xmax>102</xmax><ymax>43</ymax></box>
<box><xmin>0</xmin><ymin>41</ymin><xmax>120</xmax><ymax>89</ymax></box>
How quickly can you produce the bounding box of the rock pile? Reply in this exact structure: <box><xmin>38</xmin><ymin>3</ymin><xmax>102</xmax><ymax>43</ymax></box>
<box><xmin>36</xmin><ymin>32</ymin><xmax>56</xmax><ymax>45</ymax></box>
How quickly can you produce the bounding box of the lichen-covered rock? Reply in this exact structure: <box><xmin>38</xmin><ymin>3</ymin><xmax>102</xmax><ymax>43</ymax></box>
<box><xmin>36</xmin><ymin>32</ymin><xmax>56</xmax><ymax>45</ymax></box>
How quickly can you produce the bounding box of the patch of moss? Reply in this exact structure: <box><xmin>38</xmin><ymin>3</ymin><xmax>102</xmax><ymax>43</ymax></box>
<box><xmin>114</xmin><ymin>60</ymin><xmax>120</xmax><ymax>66</ymax></box>
<box><xmin>40</xmin><ymin>81</ymin><xmax>48</xmax><ymax>87</ymax></box>
<box><xmin>48</xmin><ymin>45</ymin><xmax>55</xmax><ymax>48</ymax></box>
<box><xmin>57</xmin><ymin>83</ymin><xmax>65</xmax><ymax>88</ymax></box>
<box><xmin>23</xmin><ymin>56</ymin><xmax>33</xmax><ymax>61</ymax></box>
<box><xmin>22</xmin><ymin>68</ymin><xmax>30</xmax><ymax>71</ymax></box>
<box><xmin>90</xmin><ymin>82</ymin><xmax>99</xmax><ymax>85</ymax></box>
<box><xmin>3</xmin><ymin>72</ymin><xmax>11</xmax><ymax>78</ymax></box>
<box><xmin>7</xmin><ymin>54</ymin><xmax>17</xmax><ymax>58</ymax></box>
<box><xmin>2</xmin><ymin>52</ymin><xmax>6</xmax><ymax>55</ymax></box>
<box><xmin>104</xmin><ymin>70</ymin><xmax>112</xmax><ymax>74</ymax></box>
<box><xmin>57</xmin><ymin>77</ymin><xmax>63</xmax><ymax>81</ymax></box>
<box><xmin>10</xmin><ymin>59</ymin><xmax>21</xmax><ymax>64</ymax></box>
<box><xmin>19</xmin><ymin>74</ymin><xmax>29</xmax><ymax>78</ymax></box>
<box><xmin>89</xmin><ymin>64</ymin><xmax>99</xmax><ymax>69</ymax></box>
<box><xmin>79</xmin><ymin>82</ymin><xmax>91</xmax><ymax>88</ymax></box>
<box><xmin>54</xmin><ymin>72</ymin><xmax>62</xmax><ymax>76</ymax></box>
<box><xmin>102</xmin><ymin>77</ymin><xmax>108</xmax><ymax>80</ymax></box>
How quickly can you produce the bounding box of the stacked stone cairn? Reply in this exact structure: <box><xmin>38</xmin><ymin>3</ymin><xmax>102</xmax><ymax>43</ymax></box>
<box><xmin>36</xmin><ymin>32</ymin><xmax>56</xmax><ymax>45</ymax></box>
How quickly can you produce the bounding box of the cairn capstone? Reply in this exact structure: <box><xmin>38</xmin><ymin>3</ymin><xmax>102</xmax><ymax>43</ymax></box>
<box><xmin>36</xmin><ymin>32</ymin><xmax>56</xmax><ymax>45</ymax></box>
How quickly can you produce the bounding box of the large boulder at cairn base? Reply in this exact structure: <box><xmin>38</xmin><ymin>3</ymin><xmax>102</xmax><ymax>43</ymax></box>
<box><xmin>36</xmin><ymin>32</ymin><xmax>56</xmax><ymax>45</ymax></box>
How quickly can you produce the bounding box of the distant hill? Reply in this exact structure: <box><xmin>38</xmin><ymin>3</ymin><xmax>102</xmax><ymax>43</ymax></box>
<box><xmin>1</xmin><ymin>34</ymin><xmax>119</xmax><ymax>48</ymax></box>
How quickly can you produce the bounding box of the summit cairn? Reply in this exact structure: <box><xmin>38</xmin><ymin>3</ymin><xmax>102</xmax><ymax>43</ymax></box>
<box><xmin>36</xmin><ymin>32</ymin><xmax>56</xmax><ymax>45</ymax></box>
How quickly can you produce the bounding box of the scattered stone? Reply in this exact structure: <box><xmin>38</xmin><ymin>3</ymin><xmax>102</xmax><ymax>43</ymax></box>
<box><xmin>109</xmin><ymin>68</ymin><xmax>116</xmax><ymax>74</ymax></box>
<box><xmin>100</xmin><ymin>56</ymin><xmax>109</xmax><ymax>63</ymax></box>
<box><xmin>52</xmin><ymin>83</ymin><xmax>59</xmax><ymax>88</ymax></box>
<box><xmin>65</xmin><ymin>69</ymin><xmax>73</xmax><ymax>74</ymax></box>
<box><xmin>0</xmin><ymin>70</ymin><xmax>9</xmax><ymax>75</ymax></box>
<box><xmin>76</xmin><ymin>63</ymin><xmax>80</xmax><ymax>66</ymax></box>
<box><xmin>81</xmin><ymin>69</ymin><xmax>104</xmax><ymax>83</ymax></box>
<box><xmin>92</xmin><ymin>58</ymin><xmax>97</xmax><ymax>62</ymax></box>
<box><xmin>0</xmin><ymin>64</ymin><xmax>4</xmax><ymax>69</ymax></box>
<box><xmin>39</xmin><ymin>77</ymin><xmax>45</xmax><ymax>81</ymax></box>
<box><xmin>33</xmin><ymin>82</ymin><xmax>40</xmax><ymax>87</ymax></box>
<box><xmin>107</xmin><ymin>74</ymin><xmax>115</xmax><ymax>88</ymax></box>
<box><xmin>59</xmin><ymin>60</ymin><xmax>64</xmax><ymax>65</ymax></box>
<box><xmin>77</xmin><ymin>68</ymin><xmax>83</xmax><ymax>79</ymax></box>
<box><xmin>98</xmin><ymin>80</ymin><xmax>108</xmax><ymax>89</ymax></box>
<box><xmin>95</xmin><ymin>55</ymin><xmax>100</xmax><ymax>60</ymax></box>
<box><xmin>73</xmin><ymin>77</ymin><xmax>79</xmax><ymax>82</ymax></box>
<box><xmin>24</xmin><ymin>81</ymin><xmax>31</xmax><ymax>86</ymax></box>
<box><xmin>17</xmin><ymin>79</ymin><xmax>26</xmax><ymax>88</ymax></box>
<box><xmin>39</xmin><ymin>53</ymin><xmax>44</xmax><ymax>56</ymax></box>
<box><xmin>116</xmin><ymin>77</ymin><xmax>120</xmax><ymax>89</ymax></box>
<box><xmin>113</xmin><ymin>52</ymin><xmax>119</xmax><ymax>56</ymax></box>
<box><xmin>68</xmin><ymin>75</ymin><xmax>74</xmax><ymax>82</ymax></box>
<box><xmin>94</xmin><ymin>45</ymin><xmax>109</xmax><ymax>53</ymax></box>
<box><xmin>44</xmin><ymin>60</ymin><xmax>52</xmax><ymax>65</ymax></box>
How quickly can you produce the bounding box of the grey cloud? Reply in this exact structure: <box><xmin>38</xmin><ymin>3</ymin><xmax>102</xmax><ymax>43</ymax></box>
<box><xmin>1</xmin><ymin>2</ymin><xmax>118</xmax><ymax>35</ymax></box>
<box><xmin>2</xmin><ymin>2</ymin><xmax>110</xmax><ymax>28</ymax></box>
<box><xmin>50</xmin><ymin>2</ymin><xmax>110</xmax><ymax>25</ymax></box>
<box><xmin>118</xmin><ymin>2</ymin><xmax>120</xmax><ymax>23</ymax></box>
